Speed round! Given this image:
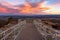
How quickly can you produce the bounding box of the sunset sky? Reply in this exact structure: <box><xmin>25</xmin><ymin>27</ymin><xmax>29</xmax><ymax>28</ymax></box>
<box><xmin>0</xmin><ymin>0</ymin><xmax>60</xmax><ymax>15</ymax></box>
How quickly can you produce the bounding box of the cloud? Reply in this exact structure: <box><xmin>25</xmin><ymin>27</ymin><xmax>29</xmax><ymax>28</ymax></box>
<box><xmin>0</xmin><ymin>0</ymin><xmax>60</xmax><ymax>15</ymax></box>
<box><xmin>1</xmin><ymin>1</ymin><xmax>14</xmax><ymax>7</ymax></box>
<box><xmin>43</xmin><ymin>3</ymin><xmax>60</xmax><ymax>14</ymax></box>
<box><xmin>0</xmin><ymin>7</ymin><xmax>8</xmax><ymax>13</ymax></box>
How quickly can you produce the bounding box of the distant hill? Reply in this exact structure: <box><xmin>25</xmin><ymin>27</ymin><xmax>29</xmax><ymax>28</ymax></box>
<box><xmin>0</xmin><ymin>15</ymin><xmax>60</xmax><ymax>19</ymax></box>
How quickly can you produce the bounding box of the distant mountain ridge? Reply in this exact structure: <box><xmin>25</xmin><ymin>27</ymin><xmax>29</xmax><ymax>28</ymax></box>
<box><xmin>0</xmin><ymin>15</ymin><xmax>60</xmax><ymax>19</ymax></box>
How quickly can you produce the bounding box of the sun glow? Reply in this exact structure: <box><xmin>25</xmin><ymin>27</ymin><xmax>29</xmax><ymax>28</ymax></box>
<box><xmin>44</xmin><ymin>6</ymin><xmax>60</xmax><ymax>14</ymax></box>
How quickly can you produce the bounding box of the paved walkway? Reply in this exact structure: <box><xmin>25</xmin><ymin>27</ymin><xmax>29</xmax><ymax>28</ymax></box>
<box><xmin>16</xmin><ymin>23</ymin><xmax>41</xmax><ymax>40</ymax></box>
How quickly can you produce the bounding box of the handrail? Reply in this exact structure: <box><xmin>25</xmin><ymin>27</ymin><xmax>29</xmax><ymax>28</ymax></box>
<box><xmin>0</xmin><ymin>20</ymin><xmax>26</xmax><ymax>40</ymax></box>
<box><xmin>0</xmin><ymin>21</ymin><xmax>26</xmax><ymax>34</ymax></box>
<box><xmin>34</xmin><ymin>20</ymin><xmax>60</xmax><ymax>40</ymax></box>
<box><xmin>34</xmin><ymin>20</ymin><xmax>60</xmax><ymax>34</ymax></box>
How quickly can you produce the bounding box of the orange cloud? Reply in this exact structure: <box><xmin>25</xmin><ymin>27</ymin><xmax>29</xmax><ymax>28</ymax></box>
<box><xmin>0</xmin><ymin>0</ymin><xmax>50</xmax><ymax>14</ymax></box>
<box><xmin>18</xmin><ymin>2</ymin><xmax>50</xmax><ymax>14</ymax></box>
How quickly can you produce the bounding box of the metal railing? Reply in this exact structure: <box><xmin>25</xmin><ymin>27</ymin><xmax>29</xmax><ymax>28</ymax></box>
<box><xmin>0</xmin><ymin>20</ymin><xmax>26</xmax><ymax>40</ymax></box>
<box><xmin>34</xmin><ymin>20</ymin><xmax>60</xmax><ymax>40</ymax></box>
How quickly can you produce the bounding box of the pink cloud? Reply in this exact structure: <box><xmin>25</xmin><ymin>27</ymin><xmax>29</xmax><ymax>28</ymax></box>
<box><xmin>1</xmin><ymin>2</ymin><xmax>14</xmax><ymax>7</ymax></box>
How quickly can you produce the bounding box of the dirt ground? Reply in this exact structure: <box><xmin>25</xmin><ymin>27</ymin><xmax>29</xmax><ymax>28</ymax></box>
<box><xmin>16</xmin><ymin>23</ymin><xmax>41</xmax><ymax>40</ymax></box>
